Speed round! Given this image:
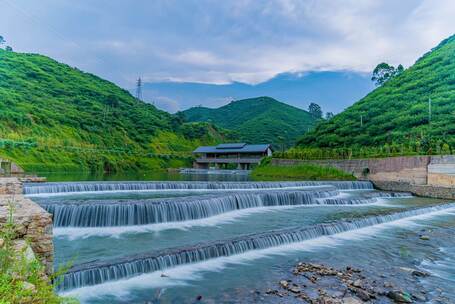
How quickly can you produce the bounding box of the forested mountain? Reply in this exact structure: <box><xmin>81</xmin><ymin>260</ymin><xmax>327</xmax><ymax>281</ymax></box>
<box><xmin>298</xmin><ymin>34</ymin><xmax>455</xmax><ymax>152</ymax></box>
<box><xmin>183</xmin><ymin>97</ymin><xmax>316</xmax><ymax>146</ymax></box>
<box><xmin>0</xmin><ymin>49</ymin><xmax>230</xmax><ymax>172</ymax></box>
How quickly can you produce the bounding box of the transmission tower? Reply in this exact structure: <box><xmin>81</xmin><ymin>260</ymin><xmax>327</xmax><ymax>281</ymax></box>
<box><xmin>136</xmin><ymin>77</ymin><xmax>142</xmax><ymax>100</ymax></box>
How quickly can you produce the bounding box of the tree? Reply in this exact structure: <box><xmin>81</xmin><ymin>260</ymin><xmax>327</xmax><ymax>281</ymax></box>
<box><xmin>308</xmin><ymin>102</ymin><xmax>322</xmax><ymax>119</ymax></box>
<box><xmin>171</xmin><ymin>111</ymin><xmax>186</xmax><ymax>130</ymax></box>
<box><xmin>325</xmin><ymin>112</ymin><xmax>334</xmax><ymax>120</ymax></box>
<box><xmin>5</xmin><ymin>46</ymin><xmax>12</xmax><ymax>52</ymax></box>
<box><xmin>371</xmin><ymin>62</ymin><xmax>404</xmax><ymax>86</ymax></box>
<box><xmin>0</xmin><ymin>36</ymin><xmax>5</xmax><ymax>47</ymax></box>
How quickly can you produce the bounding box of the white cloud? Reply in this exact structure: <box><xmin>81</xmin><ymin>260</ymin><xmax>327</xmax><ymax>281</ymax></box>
<box><xmin>1</xmin><ymin>0</ymin><xmax>455</xmax><ymax>86</ymax></box>
<box><xmin>175</xmin><ymin>50</ymin><xmax>226</xmax><ymax>66</ymax></box>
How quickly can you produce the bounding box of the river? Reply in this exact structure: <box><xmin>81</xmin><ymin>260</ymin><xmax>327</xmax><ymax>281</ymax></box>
<box><xmin>24</xmin><ymin>173</ymin><xmax>455</xmax><ymax>303</ymax></box>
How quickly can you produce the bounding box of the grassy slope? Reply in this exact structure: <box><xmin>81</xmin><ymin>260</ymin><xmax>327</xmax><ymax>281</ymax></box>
<box><xmin>183</xmin><ymin>97</ymin><xmax>316</xmax><ymax>146</ymax></box>
<box><xmin>251</xmin><ymin>160</ymin><xmax>355</xmax><ymax>181</ymax></box>
<box><xmin>0</xmin><ymin>50</ymin><xmax>229</xmax><ymax>172</ymax></box>
<box><xmin>299</xmin><ymin>35</ymin><xmax>455</xmax><ymax>148</ymax></box>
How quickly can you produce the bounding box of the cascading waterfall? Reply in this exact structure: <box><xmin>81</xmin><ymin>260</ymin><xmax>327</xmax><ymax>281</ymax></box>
<box><xmin>365</xmin><ymin>192</ymin><xmax>413</xmax><ymax>198</ymax></box>
<box><xmin>42</xmin><ymin>189</ymin><xmax>349</xmax><ymax>227</ymax></box>
<box><xmin>24</xmin><ymin>180</ymin><xmax>373</xmax><ymax>195</ymax></box>
<box><xmin>59</xmin><ymin>203</ymin><xmax>455</xmax><ymax>291</ymax></box>
<box><xmin>317</xmin><ymin>197</ymin><xmax>377</xmax><ymax>205</ymax></box>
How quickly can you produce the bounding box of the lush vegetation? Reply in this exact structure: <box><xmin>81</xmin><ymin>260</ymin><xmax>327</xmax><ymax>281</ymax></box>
<box><xmin>275</xmin><ymin>141</ymin><xmax>453</xmax><ymax>161</ymax></box>
<box><xmin>0</xmin><ymin>49</ymin><xmax>231</xmax><ymax>172</ymax></box>
<box><xmin>251</xmin><ymin>158</ymin><xmax>355</xmax><ymax>181</ymax></box>
<box><xmin>0</xmin><ymin>203</ymin><xmax>76</xmax><ymax>303</ymax></box>
<box><xmin>299</xmin><ymin>34</ymin><xmax>455</xmax><ymax>153</ymax></box>
<box><xmin>183</xmin><ymin>97</ymin><xmax>316</xmax><ymax>147</ymax></box>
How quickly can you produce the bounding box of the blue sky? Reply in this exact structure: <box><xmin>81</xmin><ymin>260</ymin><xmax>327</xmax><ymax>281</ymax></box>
<box><xmin>143</xmin><ymin>71</ymin><xmax>374</xmax><ymax>113</ymax></box>
<box><xmin>2</xmin><ymin>0</ymin><xmax>455</xmax><ymax>112</ymax></box>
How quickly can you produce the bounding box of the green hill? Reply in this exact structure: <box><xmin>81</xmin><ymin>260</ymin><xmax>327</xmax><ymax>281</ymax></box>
<box><xmin>298</xmin><ymin>34</ymin><xmax>455</xmax><ymax>153</ymax></box>
<box><xmin>0</xmin><ymin>49</ymin><xmax>231</xmax><ymax>172</ymax></box>
<box><xmin>183</xmin><ymin>97</ymin><xmax>316</xmax><ymax>146</ymax></box>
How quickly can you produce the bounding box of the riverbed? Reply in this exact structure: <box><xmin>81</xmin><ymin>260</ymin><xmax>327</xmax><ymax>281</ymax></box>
<box><xmin>24</xmin><ymin>176</ymin><xmax>455</xmax><ymax>303</ymax></box>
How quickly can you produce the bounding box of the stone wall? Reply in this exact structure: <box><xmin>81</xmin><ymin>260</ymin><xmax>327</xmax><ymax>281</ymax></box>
<box><xmin>272</xmin><ymin>156</ymin><xmax>430</xmax><ymax>185</ymax></box>
<box><xmin>0</xmin><ymin>177</ymin><xmax>24</xmax><ymax>194</ymax></box>
<box><xmin>272</xmin><ymin>155</ymin><xmax>455</xmax><ymax>200</ymax></box>
<box><xmin>427</xmin><ymin>155</ymin><xmax>455</xmax><ymax>187</ymax></box>
<box><xmin>373</xmin><ymin>181</ymin><xmax>455</xmax><ymax>200</ymax></box>
<box><xmin>0</xmin><ymin>178</ymin><xmax>53</xmax><ymax>273</ymax></box>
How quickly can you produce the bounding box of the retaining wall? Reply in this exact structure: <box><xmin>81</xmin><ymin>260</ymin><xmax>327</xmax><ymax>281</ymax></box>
<box><xmin>272</xmin><ymin>156</ymin><xmax>430</xmax><ymax>185</ymax></box>
<box><xmin>272</xmin><ymin>155</ymin><xmax>455</xmax><ymax>200</ymax></box>
<box><xmin>0</xmin><ymin>178</ymin><xmax>53</xmax><ymax>273</ymax></box>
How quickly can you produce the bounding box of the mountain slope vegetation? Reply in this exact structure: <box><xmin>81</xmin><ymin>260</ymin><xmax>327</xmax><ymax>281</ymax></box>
<box><xmin>0</xmin><ymin>49</ymin><xmax>230</xmax><ymax>172</ymax></box>
<box><xmin>183</xmin><ymin>97</ymin><xmax>316</xmax><ymax>146</ymax></box>
<box><xmin>298</xmin><ymin>34</ymin><xmax>455</xmax><ymax>153</ymax></box>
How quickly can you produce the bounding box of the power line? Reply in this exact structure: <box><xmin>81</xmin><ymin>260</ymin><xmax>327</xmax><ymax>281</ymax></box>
<box><xmin>136</xmin><ymin>77</ymin><xmax>142</xmax><ymax>100</ymax></box>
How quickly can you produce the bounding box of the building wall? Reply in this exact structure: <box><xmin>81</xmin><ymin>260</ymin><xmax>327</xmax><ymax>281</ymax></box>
<box><xmin>0</xmin><ymin>158</ymin><xmax>25</xmax><ymax>175</ymax></box>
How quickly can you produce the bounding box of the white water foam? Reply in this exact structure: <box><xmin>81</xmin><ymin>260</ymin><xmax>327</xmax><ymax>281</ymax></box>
<box><xmin>60</xmin><ymin>205</ymin><xmax>455</xmax><ymax>302</ymax></box>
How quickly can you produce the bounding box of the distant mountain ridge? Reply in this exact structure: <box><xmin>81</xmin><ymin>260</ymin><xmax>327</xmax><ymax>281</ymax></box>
<box><xmin>298</xmin><ymin>34</ymin><xmax>455</xmax><ymax>150</ymax></box>
<box><xmin>183</xmin><ymin>97</ymin><xmax>316</xmax><ymax>146</ymax></box>
<box><xmin>142</xmin><ymin>71</ymin><xmax>374</xmax><ymax>113</ymax></box>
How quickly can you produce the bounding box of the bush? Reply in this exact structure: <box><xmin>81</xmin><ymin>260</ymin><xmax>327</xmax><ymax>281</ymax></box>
<box><xmin>251</xmin><ymin>163</ymin><xmax>356</xmax><ymax>181</ymax></box>
<box><xmin>0</xmin><ymin>201</ymin><xmax>78</xmax><ymax>304</ymax></box>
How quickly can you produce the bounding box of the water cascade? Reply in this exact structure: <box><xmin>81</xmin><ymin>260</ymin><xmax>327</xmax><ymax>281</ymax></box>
<box><xmin>59</xmin><ymin>203</ymin><xmax>455</xmax><ymax>290</ymax></box>
<box><xmin>24</xmin><ymin>181</ymin><xmax>373</xmax><ymax>195</ymax></box>
<box><xmin>42</xmin><ymin>189</ymin><xmax>351</xmax><ymax>227</ymax></box>
<box><xmin>365</xmin><ymin>192</ymin><xmax>413</xmax><ymax>198</ymax></box>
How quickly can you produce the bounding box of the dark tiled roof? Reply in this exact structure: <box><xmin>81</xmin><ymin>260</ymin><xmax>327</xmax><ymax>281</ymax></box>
<box><xmin>193</xmin><ymin>144</ymin><xmax>271</xmax><ymax>154</ymax></box>
<box><xmin>216</xmin><ymin>143</ymin><xmax>246</xmax><ymax>149</ymax></box>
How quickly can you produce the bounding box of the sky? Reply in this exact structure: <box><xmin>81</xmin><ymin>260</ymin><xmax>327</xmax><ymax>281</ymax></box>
<box><xmin>143</xmin><ymin>71</ymin><xmax>374</xmax><ymax>113</ymax></box>
<box><xmin>2</xmin><ymin>0</ymin><xmax>455</xmax><ymax>112</ymax></box>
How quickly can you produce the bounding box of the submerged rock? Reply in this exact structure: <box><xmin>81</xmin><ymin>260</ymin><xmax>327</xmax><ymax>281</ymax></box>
<box><xmin>411</xmin><ymin>270</ymin><xmax>429</xmax><ymax>277</ymax></box>
<box><xmin>387</xmin><ymin>290</ymin><xmax>413</xmax><ymax>303</ymax></box>
<box><xmin>279</xmin><ymin>280</ymin><xmax>288</xmax><ymax>288</ymax></box>
<box><xmin>342</xmin><ymin>297</ymin><xmax>363</xmax><ymax>304</ymax></box>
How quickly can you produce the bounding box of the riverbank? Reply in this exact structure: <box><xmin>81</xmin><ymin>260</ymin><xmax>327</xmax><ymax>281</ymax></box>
<box><xmin>0</xmin><ymin>177</ymin><xmax>74</xmax><ymax>303</ymax></box>
<box><xmin>1</xmin><ymin>148</ymin><xmax>192</xmax><ymax>173</ymax></box>
<box><xmin>251</xmin><ymin>162</ymin><xmax>356</xmax><ymax>181</ymax></box>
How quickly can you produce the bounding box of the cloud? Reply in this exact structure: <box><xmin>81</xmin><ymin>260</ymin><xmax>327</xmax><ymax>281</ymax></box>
<box><xmin>175</xmin><ymin>51</ymin><xmax>227</xmax><ymax>66</ymax></box>
<box><xmin>1</xmin><ymin>0</ymin><xmax>455</xmax><ymax>87</ymax></box>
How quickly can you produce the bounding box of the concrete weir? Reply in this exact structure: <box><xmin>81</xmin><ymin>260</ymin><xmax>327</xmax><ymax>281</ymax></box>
<box><xmin>0</xmin><ymin>177</ymin><xmax>53</xmax><ymax>273</ymax></box>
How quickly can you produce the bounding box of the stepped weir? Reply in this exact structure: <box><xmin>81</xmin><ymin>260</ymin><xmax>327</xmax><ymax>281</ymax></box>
<box><xmin>23</xmin><ymin>181</ymin><xmax>373</xmax><ymax>195</ymax></box>
<box><xmin>41</xmin><ymin>189</ymin><xmax>345</xmax><ymax>227</ymax></box>
<box><xmin>58</xmin><ymin>203</ymin><xmax>455</xmax><ymax>290</ymax></box>
<box><xmin>27</xmin><ymin>179</ymin><xmax>438</xmax><ymax>296</ymax></box>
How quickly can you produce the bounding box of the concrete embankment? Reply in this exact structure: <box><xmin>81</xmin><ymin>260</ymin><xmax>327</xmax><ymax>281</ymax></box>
<box><xmin>272</xmin><ymin>155</ymin><xmax>455</xmax><ymax>200</ymax></box>
<box><xmin>0</xmin><ymin>177</ymin><xmax>53</xmax><ymax>273</ymax></box>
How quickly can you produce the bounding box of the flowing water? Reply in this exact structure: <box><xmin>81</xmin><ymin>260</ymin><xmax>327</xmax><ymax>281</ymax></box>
<box><xmin>25</xmin><ymin>179</ymin><xmax>455</xmax><ymax>303</ymax></box>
